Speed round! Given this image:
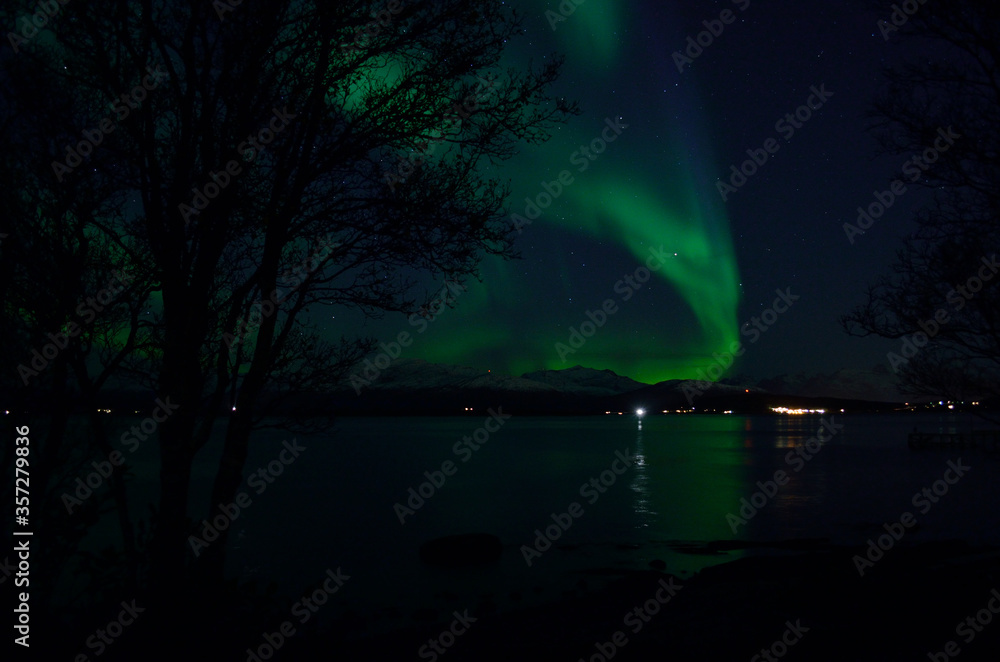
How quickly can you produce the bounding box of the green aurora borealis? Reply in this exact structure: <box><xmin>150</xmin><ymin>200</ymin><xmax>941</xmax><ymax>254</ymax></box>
<box><xmin>346</xmin><ymin>1</ymin><xmax>742</xmax><ymax>384</ymax></box>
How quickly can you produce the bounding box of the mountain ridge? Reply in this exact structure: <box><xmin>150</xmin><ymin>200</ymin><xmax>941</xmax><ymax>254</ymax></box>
<box><xmin>329</xmin><ymin>360</ymin><xmax>909</xmax><ymax>415</ymax></box>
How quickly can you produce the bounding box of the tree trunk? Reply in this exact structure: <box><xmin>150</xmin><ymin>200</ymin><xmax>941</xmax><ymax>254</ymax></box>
<box><xmin>148</xmin><ymin>413</ymin><xmax>196</xmax><ymax>598</ymax></box>
<box><xmin>197</xmin><ymin>317</ymin><xmax>277</xmax><ymax>584</ymax></box>
<box><xmin>196</xmin><ymin>406</ymin><xmax>256</xmax><ymax>583</ymax></box>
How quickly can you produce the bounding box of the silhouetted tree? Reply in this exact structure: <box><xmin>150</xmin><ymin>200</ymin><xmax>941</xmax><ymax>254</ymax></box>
<box><xmin>0</xmin><ymin>49</ymin><xmax>159</xmax><ymax>625</ymax></box>
<box><xmin>843</xmin><ymin>0</ymin><xmax>1000</xmax><ymax>412</ymax></box>
<box><xmin>1</xmin><ymin>0</ymin><xmax>576</xmax><ymax>647</ymax></box>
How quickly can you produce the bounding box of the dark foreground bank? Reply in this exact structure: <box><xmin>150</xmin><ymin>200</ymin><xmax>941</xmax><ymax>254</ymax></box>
<box><xmin>34</xmin><ymin>539</ymin><xmax>1000</xmax><ymax>661</ymax></box>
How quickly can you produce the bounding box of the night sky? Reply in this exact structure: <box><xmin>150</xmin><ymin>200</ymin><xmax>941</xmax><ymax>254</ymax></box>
<box><xmin>336</xmin><ymin>0</ymin><xmax>935</xmax><ymax>385</ymax></box>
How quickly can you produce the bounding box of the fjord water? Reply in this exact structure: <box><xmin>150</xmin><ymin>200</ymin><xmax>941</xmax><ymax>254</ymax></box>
<box><xmin>190</xmin><ymin>412</ymin><xmax>1000</xmax><ymax>623</ymax></box>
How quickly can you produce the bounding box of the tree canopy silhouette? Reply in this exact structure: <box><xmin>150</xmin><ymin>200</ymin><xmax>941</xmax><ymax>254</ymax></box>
<box><xmin>843</xmin><ymin>0</ymin><xmax>1000</xmax><ymax>410</ymax></box>
<box><xmin>0</xmin><ymin>0</ymin><xmax>577</xmax><ymax>648</ymax></box>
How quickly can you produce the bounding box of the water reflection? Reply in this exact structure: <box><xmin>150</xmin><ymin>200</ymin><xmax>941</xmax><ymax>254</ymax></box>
<box><xmin>630</xmin><ymin>415</ymin><xmax>654</xmax><ymax>527</ymax></box>
<box><xmin>627</xmin><ymin>415</ymin><xmax>747</xmax><ymax>546</ymax></box>
<box><xmin>774</xmin><ymin>415</ymin><xmax>824</xmax><ymax>448</ymax></box>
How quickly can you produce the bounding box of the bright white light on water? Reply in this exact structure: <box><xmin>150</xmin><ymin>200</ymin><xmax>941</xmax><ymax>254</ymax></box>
<box><xmin>636</xmin><ymin>408</ymin><xmax>645</xmax><ymax>417</ymax></box>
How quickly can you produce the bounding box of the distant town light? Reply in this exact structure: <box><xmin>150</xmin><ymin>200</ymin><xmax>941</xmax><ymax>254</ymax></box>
<box><xmin>636</xmin><ymin>408</ymin><xmax>645</xmax><ymax>417</ymax></box>
<box><xmin>770</xmin><ymin>406</ymin><xmax>826</xmax><ymax>415</ymax></box>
